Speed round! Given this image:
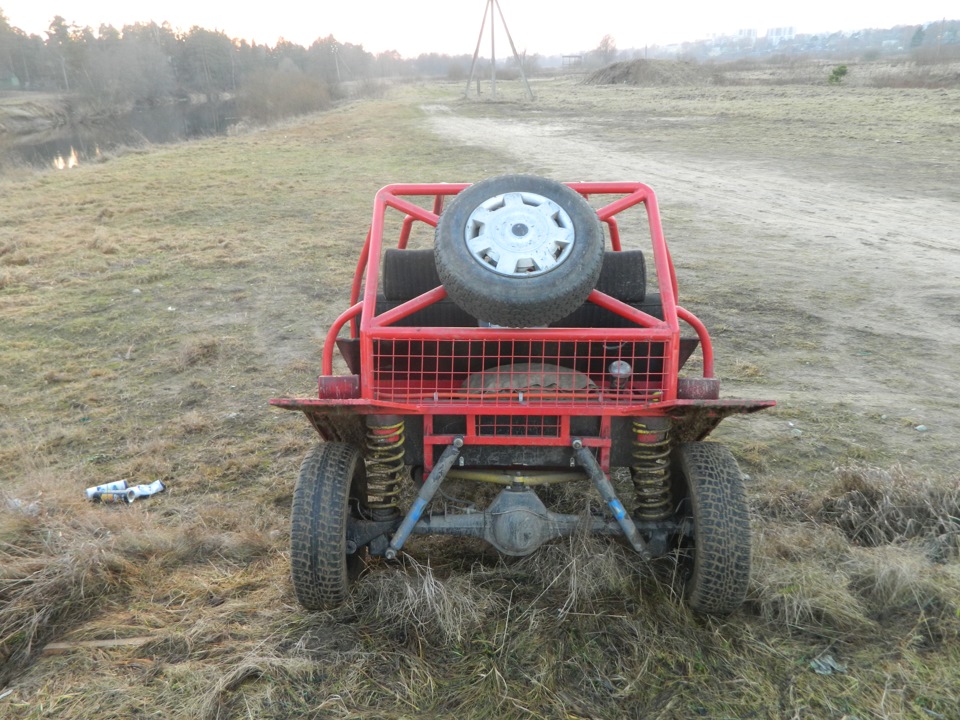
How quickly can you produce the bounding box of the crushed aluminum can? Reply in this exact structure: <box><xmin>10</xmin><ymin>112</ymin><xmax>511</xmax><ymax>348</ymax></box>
<box><xmin>86</xmin><ymin>480</ymin><xmax>128</xmax><ymax>500</ymax></box>
<box><xmin>125</xmin><ymin>480</ymin><xmax>166</xmax><ymax>502</ymax></box>
<box><xmin>89</xmin><ymin>480</ymin><xmax>166</xmax><ymax>504</ymax></box>
<box><xmin>96</xmin><ymin>491</ymin><xmax>132</xmax><ymax>504</ymax></box>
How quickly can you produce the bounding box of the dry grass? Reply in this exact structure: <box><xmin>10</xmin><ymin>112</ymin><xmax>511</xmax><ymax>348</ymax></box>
<box><xmin>355</xmin><ymin>557</ymin><xmax>503</xmax><ymax>645</ymax></box>
<box><xmin>0</xmin><ymin>476</ymin><xmax>278</xmax><ymax>685</ymax></box>
<box><xmin>844</xmin><ymin>545</ymin><xmax>960</xmax><ymax>616</ymax></box>
<box><xmin>750</xmin><ymin>523</ymin><xmax>876</xmax><ymax>636</ymax></box>
<box><xmin>513</xmin><ymin>528</ymin><xmax>642</xmax><ymax>617</ymax></box>
<box><xmin>817</xmin><ymin>465</ymin><xmax>960</xmax><ymax>557</ymax></box>
<box><xmin>0</xmin><ymin>520</ymin><xmax>132</xmax><ymax>683</ymax></box>
<box><xmin>1</xmin><ymin>83</ymin><xmax>959</xmax><ymax>719</ymax></box>
<box><xmin>178</xmin><ymin>335</ymin><xmax>221</xmax><ymax>369</ymax></box>
<box><xmin>729</xmin><ymin>358</ymin><xmax>765</xmax><ymax>380</ymax></box>
<box><xmin>748</xmin><ymin>466</ymin><xmax>960</xmax><ymax>650</ymax></box>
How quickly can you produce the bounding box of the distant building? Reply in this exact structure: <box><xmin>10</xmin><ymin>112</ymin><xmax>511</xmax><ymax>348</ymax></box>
<box><xmin>766</xmin><ymin>27</ymin><xmax>796</xmax><ymax>45</ymax></box>
<box><xmin>737</xmin><ymin>29</ymin><xmax>758</xmax><ymax>41</ymax></box>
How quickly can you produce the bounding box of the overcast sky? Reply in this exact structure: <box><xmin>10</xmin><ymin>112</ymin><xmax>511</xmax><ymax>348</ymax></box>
<box><xmin>2</xmin><ymin>1</ymin><xmax>953</xmax><ymax>57</ymax></box>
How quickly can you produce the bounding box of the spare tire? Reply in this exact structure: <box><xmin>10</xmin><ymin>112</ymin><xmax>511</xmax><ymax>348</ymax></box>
<box><xmin>434</xmin><ymin>175</ymin><xmax>604</xmax><ymax>327</ymax></box>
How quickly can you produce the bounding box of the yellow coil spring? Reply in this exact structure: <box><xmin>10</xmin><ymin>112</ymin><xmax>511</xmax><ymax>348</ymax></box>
<box><xmin>631</xmin><ymin>420</ymin><xmax>672</xmax><ymax>521</ymax></box>
<box><xmin>365</xmin><ymin>419</ymin><xmax>405</xmax><ymax>517</ymax></box>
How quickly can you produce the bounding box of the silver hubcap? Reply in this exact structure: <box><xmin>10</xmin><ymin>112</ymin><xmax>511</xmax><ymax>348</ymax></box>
<box><xmin>464</xmin><ymin>191</ymin><xmax>575</xmax><ymax>277</ymax></box>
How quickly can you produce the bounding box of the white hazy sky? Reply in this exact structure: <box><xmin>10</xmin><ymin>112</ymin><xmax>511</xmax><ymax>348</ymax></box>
<box><xmin>1</xmin><ymin>1</ymin><xmax>953</xmax><ymax>57</ymax></box>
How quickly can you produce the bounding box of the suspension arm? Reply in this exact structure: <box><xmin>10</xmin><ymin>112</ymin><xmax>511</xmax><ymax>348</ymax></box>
<box><xmin>385</xmin><ymin>438</ymin><xmax>463</xmax><ymax>559</ymax></box>
<box><xmin>573</xmin><ymin>438</ymin><xmax>651</xmax><ymax>560</ymax></box>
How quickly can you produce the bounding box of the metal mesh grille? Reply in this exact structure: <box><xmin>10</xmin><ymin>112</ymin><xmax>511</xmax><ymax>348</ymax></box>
<box><xmin>370</xmin><ymin>337</ymin><xmax>669</xmax><ymax>407</ymax></box>
<box><xmin>475</xmin><ymin>415</ymin><xmax>561</xmax><ymax>437</ymax></box>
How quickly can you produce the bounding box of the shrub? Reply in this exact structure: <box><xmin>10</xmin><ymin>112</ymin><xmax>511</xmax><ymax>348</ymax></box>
<box><xmin>238</xmin><ymin>66</ymin><xmax>331</xmax><ymax>124</ymax></box>
<box><xmin>828</xmin><ymin>64</ymin><xmax>849</xmax><ymax>84</ymax></box>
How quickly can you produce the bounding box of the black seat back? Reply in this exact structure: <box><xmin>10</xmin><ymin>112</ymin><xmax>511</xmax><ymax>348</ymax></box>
<box><xmin>381</xmin><ymin>248</ymin><xmax>646</xmax><ymax>304</ymax></box>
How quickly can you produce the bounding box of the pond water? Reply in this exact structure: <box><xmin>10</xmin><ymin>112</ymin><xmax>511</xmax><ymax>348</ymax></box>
<box><xmin>0</xmin><ymin>100</ymin><xmax>239</xmax><ymax>170</ymax></box>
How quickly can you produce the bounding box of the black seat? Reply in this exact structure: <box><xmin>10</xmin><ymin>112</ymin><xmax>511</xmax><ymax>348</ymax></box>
<box><xmin>381</xmin><ymin>249</ymin><xmax>441</xmax><ymax>301</ymax></box>
<box><xmin>382</xmin><ymin>247</ymin><xmax>646</xmax><ymax>302</ymax></box>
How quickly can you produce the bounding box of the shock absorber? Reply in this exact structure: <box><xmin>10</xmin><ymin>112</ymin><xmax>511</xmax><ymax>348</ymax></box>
<box><xmin>631</xmin><ymin>418</ymin><xmax>673</xmax><ymax>521</ymax></box>
<box><xmin>364</xmin><ymin>415</ymin><xmax>406</xmax><ymax>519</ymax></box>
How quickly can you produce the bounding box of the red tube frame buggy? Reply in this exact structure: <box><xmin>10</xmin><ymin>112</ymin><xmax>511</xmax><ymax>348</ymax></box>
<box><xmin>272</xmin><ymin>179</ymin><xmax>774</xmax><ymax>615</ymax></box>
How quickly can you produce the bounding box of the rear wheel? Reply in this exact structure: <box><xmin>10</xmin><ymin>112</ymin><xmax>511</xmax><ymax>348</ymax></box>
<box><xmin>290</xmin><ymin>442</ymin><xmax>366</xmax><ymax>610</ymax></box>
<box><xmin>675</xmin><ymin>442</ymin><xmax>751</xmax><ymax>615</ymax></box>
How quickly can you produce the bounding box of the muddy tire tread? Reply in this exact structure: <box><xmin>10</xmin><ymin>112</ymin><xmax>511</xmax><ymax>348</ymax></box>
<box><xmin>290</xmin><ymin>442</ymin><xmax>361</xmax><ymax>610</ymax></box>
<box><xmin>678</xmin><ymin>441</ymin><xmax>751</xmax><ymax>615</ymax></box>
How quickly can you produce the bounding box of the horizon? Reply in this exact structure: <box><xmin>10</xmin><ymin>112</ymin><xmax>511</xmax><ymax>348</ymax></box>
<box><xmin>2</xmin><ymin>2</ymin><xmax>954</xmax><ymax>58</ymax></box>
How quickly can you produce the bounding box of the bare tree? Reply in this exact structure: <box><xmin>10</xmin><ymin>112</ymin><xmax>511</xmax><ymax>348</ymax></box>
<box><xmin>594</xmin><ymin>34</ymin><xmax>617</xmax><ymax>66</ymax></box>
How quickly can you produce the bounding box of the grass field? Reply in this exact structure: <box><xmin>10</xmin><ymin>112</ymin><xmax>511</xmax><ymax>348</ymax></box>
<box><xmin>2</xmin><ymin>75</ymin><xmax>959</xmax><ymax>719</ymax></box>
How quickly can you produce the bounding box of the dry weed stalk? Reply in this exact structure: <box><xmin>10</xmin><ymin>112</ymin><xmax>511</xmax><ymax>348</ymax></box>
<box><xmin>0</xmin><ymin>523</ymin><xmax>132</xmax><ymax>684</ymax></box>
<box><xmin>196</xmin><ymin>652</ymin><xmax>319</xmax><ymax>720</ymax></box>
<box><xmin>356</xmin><ymin>557</ymin><xmax>501</xmax><ymax>645</ymax></box>
<box><xmin>516</xmin><ymin>524</ymin><xmax>638</xmax><ymax>618</ymax></box>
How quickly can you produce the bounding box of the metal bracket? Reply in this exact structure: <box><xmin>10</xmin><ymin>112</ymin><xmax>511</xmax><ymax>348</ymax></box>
<box><xmin>345</xmin><ymin>518</ymin><xmax>400</xmax><ymax>554</ymax></box>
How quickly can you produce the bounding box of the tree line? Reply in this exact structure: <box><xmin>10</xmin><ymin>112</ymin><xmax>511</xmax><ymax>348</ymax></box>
<box><xmin>0</xmin><ymin>10</ymin><xmax>484</xmax><ymax>122</ymax></box>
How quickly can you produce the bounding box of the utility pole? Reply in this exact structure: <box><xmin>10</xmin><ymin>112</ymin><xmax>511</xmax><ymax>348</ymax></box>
<box><xmin>464</xmin><ymin>0</ymin><xmax>534</xmax><ymax>101</ymax></box>
<box><xmin>490</xmin><ymin>0</ymin><xmax>497</xmax><ymax>98</ymax></box>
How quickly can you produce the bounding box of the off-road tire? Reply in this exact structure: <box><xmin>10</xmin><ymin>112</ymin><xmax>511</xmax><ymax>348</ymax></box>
<box><xmin>676</xmin><ymin>442</ymin><xmax>751</xmax><ymax>615</ymax></box>
<box><xmin>435</xmin><ymin>174</ymin><xmax>604</xmax><ymax>327</ymax></box>
<box><xmin>290</xmin><ymin>442</ymin><xmax>365</xmax><ymax>610</ymax></box>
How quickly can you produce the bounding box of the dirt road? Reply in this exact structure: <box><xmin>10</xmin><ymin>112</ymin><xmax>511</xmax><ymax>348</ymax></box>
<box><xmin>425</xmin><ymin>85</ymin><xmax>960</xmax><ymax>472</ymax></box>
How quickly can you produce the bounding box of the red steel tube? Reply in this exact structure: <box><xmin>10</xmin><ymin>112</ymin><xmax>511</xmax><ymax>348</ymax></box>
<box><xmin>322</xmin><ymin>302</ymin><xmax>363</xmax><ymax>376</ymax></box>
<box><xmin>349</xmin><ymin>229</ymin><xmax>371</xmax><ymax>337</ymax></box>
<box><xmin>603</xmin><ymin>217</ymin><xmax>622</xmax><ymax>251</ymax></box>
<box><xmin>676</xmin><ymin>306</ymin><xmax>714</xmax><ymax>378</ymax></box>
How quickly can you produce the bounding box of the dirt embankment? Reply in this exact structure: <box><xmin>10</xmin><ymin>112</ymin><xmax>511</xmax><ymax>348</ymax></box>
<box><xmin>0</xmin><ymin>94</ymin><xmax>70</xmax><ymax>136</ymax></box>
<box><xmin>586</xmin><ymin>57</ymin><xmax>960</xmax><ymax>89</ymax></box>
